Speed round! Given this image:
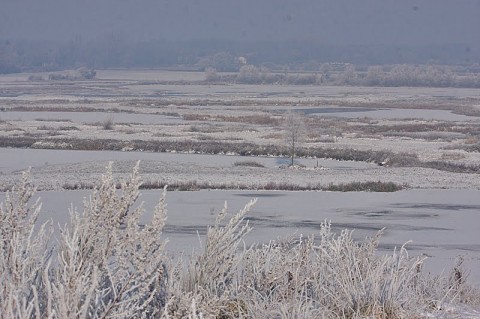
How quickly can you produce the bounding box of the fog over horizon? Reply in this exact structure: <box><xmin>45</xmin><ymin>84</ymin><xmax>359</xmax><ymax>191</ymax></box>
<box><xmin>1</xmin><ymin>0</ymin><xmax>479</xmax><ymax>70</ymax></box>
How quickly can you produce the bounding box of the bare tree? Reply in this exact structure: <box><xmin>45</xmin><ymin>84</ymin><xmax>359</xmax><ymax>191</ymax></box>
<box><xmin>365</xmin><ymin>65</ymin><xmax>385</xmax><ymax>86</ymax></box>
<box><xmin>284</xmin><ymin>110</ymin><xmax>306</xmax><ymax>166</ymax></box>
<box><xmin>204</xmin><ymin>67</ymin><xmax>219</xmax><ymax>82</ymax></box>
<box><xmin>338</xmin><ymin>64</ymin><xmax>358</xmax><ymax>85</ymax></box>
<box><xmin>236</xmin><ymin>64</ymin><xmax>261</xmax><ymax>84</ymax></box>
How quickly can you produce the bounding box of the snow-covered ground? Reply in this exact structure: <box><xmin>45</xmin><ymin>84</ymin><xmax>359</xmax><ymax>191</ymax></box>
<box><xmin>1</xmin><ymin>71</ymin><xmax>479</xmax><ymax>315</ymax></box>
<box><xmin>1</xmin><ymin>148</ymin><xmax>479</xmax><ymax>191</ymax></box>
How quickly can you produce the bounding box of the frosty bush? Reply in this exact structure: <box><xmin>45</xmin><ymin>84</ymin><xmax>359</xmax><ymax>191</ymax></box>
<box><xmin>1</xmin><ymin>163</ymin><xmax>168</xmax><ymax>318</ymax></box>
<box><xmin>1</xmin><ymin>164</ymin><xmax>478</xmax><ymax>318</ymax></box>
<box><xmin>0</xmin><ymin>169</ymin><xmax>51</xmax><ymax>318</ymax></box>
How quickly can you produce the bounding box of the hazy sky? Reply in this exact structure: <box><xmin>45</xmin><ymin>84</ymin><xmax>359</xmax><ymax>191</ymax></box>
<box><xmin>1</xmin><ymin>0</ymin><xmax>479</xmax><ymax>47</ymax></box>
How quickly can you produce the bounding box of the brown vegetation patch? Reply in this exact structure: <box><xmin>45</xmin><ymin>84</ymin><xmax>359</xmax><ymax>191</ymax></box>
<box><xmin>37</xmin><ymin>125</ymin><xmax>80</xmax><ymax>131</ymax></box>
<box><xmin>137</xmin><ymin>179</ymin><xmax>404</xmax><ymax>192</ymax></box>
<box><xmin>323</xmin><ymin>181</ymin><xmax>405</xmax><ymax>192</ymax></box>
<box><xmin>440</xmin><ymin>152</ymin><xmax>467</xmax><ymax>161</ymax></box>
<box><xmin>214</xmin><ymin>114</ymin><xmax>280</xmax><ymax>126</ymax></box>
<box><xmin>9</xmin><ymin>105</ymin><xmax>100</xmax><ymax>112</ymax></box>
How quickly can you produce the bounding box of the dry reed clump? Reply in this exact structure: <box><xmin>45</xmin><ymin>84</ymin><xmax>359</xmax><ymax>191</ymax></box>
<box><xmin>232</xmin><ymin>160</ymin><xmax>266</xmax><ymax>168</ymax></box>
<box><xmin>37</xmin><ymin>125</ymin><xmax>80</xmax><ymax>132</ymax></box>
<box><xmin>9</xmin><ymin>105</ymin><xmax>100</xmax><ymax>113</ymax></box>
<box><xmin>464</xmin><ymin>144</ymin><xmax>480</xmax><ymax>153</ymax></box>
<box><xmin>133</xmin><ymin>179</ymin><xmax>405</xmax><ymax>192</ymax></box>
<box><xmin>101</xmin><ymin>117</ymin><xmax>115</xmax><ymax>130</ymax></box>
<box><xmin>323</xmin><ymin>181</ymin><xmax>404</xmax><ymax>192</ymax></box>
<box><xmin>62</xmin><ymin>181</ymin><xmax>97</xmax><ymax>190</ymax></box>
<box><xmin>214</xmin><ymin>115</ymin><xmax>280</xmax><ymax>126</ymax></box>
<box><xmin>1</xmin><ymin>164</ymin><xmax>479</xmax><ymax>318</ymax></box>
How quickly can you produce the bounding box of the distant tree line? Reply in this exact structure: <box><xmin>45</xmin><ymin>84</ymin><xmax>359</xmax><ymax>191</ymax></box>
<box><xmin>206</xmin><ymin>63</ymin><xmax>480</xmax><ymax>88</ymax></box>
<box><xmin>27</xmin><ymin>67</ymin><xmax>96</xmax><ymax>82</ymax></box>
<box><xmin>1</xmin><ymin>37</ymin><xmax>479</xmax><ymax>75</ymax></box>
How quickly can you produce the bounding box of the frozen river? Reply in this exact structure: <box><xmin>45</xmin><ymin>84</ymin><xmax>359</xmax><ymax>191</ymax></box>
<box><xmin>17</xmin><ymin>187</ymin><xmax>480</xmax><ymax>286</ymax></box>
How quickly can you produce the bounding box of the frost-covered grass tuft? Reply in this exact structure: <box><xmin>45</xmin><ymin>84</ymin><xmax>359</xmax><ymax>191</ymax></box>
<box><xmin>1</xmin><ymin>164</ymin><xmax>478</xmax><ymax>318</ymax></box>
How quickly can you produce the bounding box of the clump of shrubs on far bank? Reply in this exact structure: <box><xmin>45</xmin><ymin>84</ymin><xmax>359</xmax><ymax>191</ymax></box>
<box><xmin>28</xmin><ymin>67</ymin><xmax>96</xmax><ymax>81</ymax></box>
<box><xmin>211</xmin><ymin>63</ymin><xmax>480</xmax><ymax>88</ymax></box>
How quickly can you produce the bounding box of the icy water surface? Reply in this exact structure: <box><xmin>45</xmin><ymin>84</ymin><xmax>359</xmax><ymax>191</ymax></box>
<box><xmin>22</xmin><ymin>188</ymin><xmax>480</xmax><ymax>286</ymax></box>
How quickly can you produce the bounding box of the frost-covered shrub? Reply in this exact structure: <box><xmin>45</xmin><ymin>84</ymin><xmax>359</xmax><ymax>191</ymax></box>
<box><xmin>45</xmin><ymin>162</ymin><xmax>168</xmax><ymax>318</ymax></box>
<box><xmin>1</xmin><ymin>164</ymin><xmax>479</xmax><ymax>318</ymax></box>
<box><xmin>0</xmin><ymin>169</ymin><xmax>51</xmax><ymax>318</ymax></box>
<box><xmin>204</xmin><ymin>67</ymin><xmax>220</xmax><ymax>82</ymax></box>
<box><xmin>236</xmin><ymin>65</ymin><xmax>272</xmax><ymax>84</ymax></box>
<box><xmin>1</xmin><ymin>163</ymin><xmax>169</xmax><ymax>318</ymax></box>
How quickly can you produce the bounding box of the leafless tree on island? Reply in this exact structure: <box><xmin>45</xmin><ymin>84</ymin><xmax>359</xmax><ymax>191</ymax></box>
<box><xmin>284</xmin><ymin>109</ymin><xmax>306</xmax><ymax>166</ymax></box>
